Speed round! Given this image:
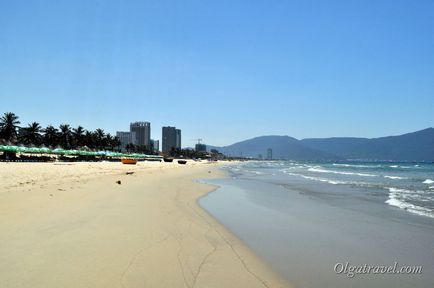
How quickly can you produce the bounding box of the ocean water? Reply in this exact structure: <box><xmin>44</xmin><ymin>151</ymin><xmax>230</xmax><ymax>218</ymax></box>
<box><xmin>199</xmin><ymin>161</ymin><xmax>434</xmax><ymax>288</ymax></box>
<box><xmin>230</xmin><ymin>161</ymin><xmax>434</xmax><ymax>219</ymax></box>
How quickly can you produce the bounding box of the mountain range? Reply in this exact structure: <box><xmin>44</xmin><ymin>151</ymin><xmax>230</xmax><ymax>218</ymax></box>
<box><xmin>208</xmin><ymin>128</ymin><xmax>434</xmax><ymax>161</ymax></box>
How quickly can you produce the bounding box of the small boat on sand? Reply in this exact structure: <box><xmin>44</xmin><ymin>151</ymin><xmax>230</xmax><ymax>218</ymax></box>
<box><xmin>121</xmin><ymin>159</ymin><xmax>137</xmax><ymax>165</ymax></box>
<box><xmin>163</xmin><ymin>157</ymin><xmax>174</xmax><ymax>163</ymax></box>
<box><xmin>178</xmin><ymin>160</ymin><xmax>187</xmax><ymax>165</ymax></box>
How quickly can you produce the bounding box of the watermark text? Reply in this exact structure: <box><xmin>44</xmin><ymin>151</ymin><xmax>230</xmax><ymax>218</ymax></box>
<box><xmin>334</xmin><ymin>262</ymin><xmax>422</xmax><ymax>278</ymax></box>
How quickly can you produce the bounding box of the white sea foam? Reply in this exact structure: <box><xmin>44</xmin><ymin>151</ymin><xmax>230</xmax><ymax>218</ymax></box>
<box><xmin>385</xmin><ymin>188</ymin><xmax>434</xmax><ymax>218</ymax></box>
<box><xmin>388</xmin><ymin>187</ymin><xmax>411</xmax><ymax>193</ymax></box>
<box><xmin>283</xmin><ymin>171</ymin><xmax>355</xmax><ymax>185</ymax></box>
<box><xmin>332</xmin><ymin>164</ymin><xmax>352</xmax><ymax>167</ymax></box>
<box><xmin>384</xmin><ymin>175</ymin><xmax>405</xmax><ymax>180</ymax></box>
<box><xmin>282</xmin><ymin>172</ymin><xmax>297</xmax><ymax>176</ymax></box>
<box><xmin>308</xmin><ymin>167</ymin><xmax>376</xmax><ymax>177</ymax></box>
<box><xmin>430</xmin><ymin>186</ymin><xmax>434</xmax><ymax>190</ymax></box>
<box><xmin>279</xmin><ymin>167</ymin><xmax>298</xmax><ymax>172</ymax></box>
<box><xmin>332</xmin><ymin>163</ymin><xmax>380</xmax><ymax>168</ymax></box>
<box><xmin>244</xmin><ymin>170</ymin><xmax>265</xmax><ymax>175</ymax></box>
<box><xmin>390</xmin><ymin>165</ymin><xmax>412</xmax><ymax>169</ymax></box>
<box><xmin>299</xmin><ymin>175</ymin><xmax>345</xmax><ymax>185</ymax></box>
<box><xmin>423</xmin><ymin>179</ymin><xmax>434</xmax><ymax>184</ymax></box>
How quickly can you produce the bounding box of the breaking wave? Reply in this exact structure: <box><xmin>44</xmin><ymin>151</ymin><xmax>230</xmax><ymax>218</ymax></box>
<box><xmin>385</xmin><ymin>187</ymin><xmax>434</xmax><ymax>218</ymax></box>
<box><xmin>308</xmin><ymin>167</ymin><xmax>377</xmax><ymax>177</ymax></box>
<box><xmin>384</xmin><ymin>175</ymin><xmax>406</xmax><ymax>180</ymax></box>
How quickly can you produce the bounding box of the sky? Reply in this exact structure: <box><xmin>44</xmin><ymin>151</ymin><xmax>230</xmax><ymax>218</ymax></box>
<box><xmin>1</xmin><ymin>0</ymin><xmax>433</xmax><ymax>147</ymax></box>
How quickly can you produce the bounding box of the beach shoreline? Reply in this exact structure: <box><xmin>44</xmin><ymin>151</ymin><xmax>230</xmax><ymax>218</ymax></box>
<box><xmin>200</xmin><ymin>162</ymin><xmax>434</xmax><ymax>288</ymax></box>
<box><xmin>0</xmin><ymin>161</ymin><xmax>290</xmax><ymax>288</ymax></box>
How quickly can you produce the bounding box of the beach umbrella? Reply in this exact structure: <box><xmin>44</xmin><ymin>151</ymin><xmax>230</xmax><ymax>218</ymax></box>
<box><xmin>95</xmin><ymin>151</ymin><xmax>106</xmax><ymax>156</ymax></box>
<box><xmin>52</xmin><ymin>148</ymin><xmax>66</xmax><ymax>155</ymax></box>
<box><xmin>25</xmin><ymin>147</ymin><xmax>41</xmax><ymax>154</ymax></box>
<box><xmin>17</xmin><ymin>146</ymin><xmax>28</xmax><ymax>153</ymax></box>
<box><xmin>38</xmin><ymin>147</ymin><xmax>51</xmax><ymax>154</ymax></box>
<box><xmin>0</xmin><ymin>145</ymin><xmax>7</xmax><ymax>151</ymax></box>
<box><xmin>0</xmin><ymin>145</ymin><xmax>18</xmax><ymax>152</ymax></box>
<box><xmin>106</xmin><ymin>151</ymin><xmax>122</xmax><ymax>157</ymax></box>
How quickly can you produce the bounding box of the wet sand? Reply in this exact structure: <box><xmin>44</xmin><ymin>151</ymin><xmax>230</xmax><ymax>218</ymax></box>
<box><xmin>200</xmin><ymin>174</ymin><xmax>434</xmax><ymax>288</ymax></box>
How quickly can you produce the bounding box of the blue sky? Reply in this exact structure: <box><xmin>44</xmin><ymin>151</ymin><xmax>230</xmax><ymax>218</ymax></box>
<box><xmin>1</xmin><ymin>0</ymin><xmax>433</xmax><ymax>147</ymax></box>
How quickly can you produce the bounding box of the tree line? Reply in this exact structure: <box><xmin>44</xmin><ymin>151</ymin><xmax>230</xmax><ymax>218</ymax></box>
<box><xmin>0</xmin><ymin>112</ymin><xmax>120</xmax><ymax>151</ymax></box>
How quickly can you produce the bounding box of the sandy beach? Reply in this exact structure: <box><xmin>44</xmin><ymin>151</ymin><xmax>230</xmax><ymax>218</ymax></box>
<box><xmin>0</xmin><ymin>161</ymin><xmax>289</xmax><ymax>288</ymax></box>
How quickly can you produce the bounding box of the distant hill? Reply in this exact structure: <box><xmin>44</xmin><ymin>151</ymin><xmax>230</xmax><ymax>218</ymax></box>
<box><xmin>301</xmin><ymin>128</ymin><xmax>434</xmax><ymax>161</ymax></box>
<box><xmin>209</xmin><ymin>128</ymin><xmax>434</xmax><ymax>161</ymax></box>
<box><xmin>208</xmin><ymin>135</ymin><xmax>341</xmax><ymax>161</ymax></box>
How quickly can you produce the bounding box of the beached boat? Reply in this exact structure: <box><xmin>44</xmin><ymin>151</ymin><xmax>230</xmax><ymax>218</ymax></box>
<box><xmin>121</xmin><ymin>159</ymin><xmax>137</xmax><ymax>165</ymax></box>
<box><xmin>177</xmin><ymin>160</ymin><xmax>187</xmax><ymax>165</ymax></box>
<box><xmin>163</xmin><ymin>157</ymin><xmax>174</xmax><ymax>163</ymax></box>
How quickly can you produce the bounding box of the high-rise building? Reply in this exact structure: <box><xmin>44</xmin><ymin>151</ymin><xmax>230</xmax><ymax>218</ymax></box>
<box><xmin>176</xmin><ymin>129</ymin><xmax>181</xmax><ymax>149</ymax></box>
<box><xmin>130</xmin><ymin>122</ymin><xmax>151</xmax><ymax>148</ymax></box>
<box><xmin>162</xmin><ymin>126</ymin><xmax>181</xmax><ymax>153</ymax></box>
<box><xmin>195</xmin><ymin>143</ymin><xmax>207</xmax><ymax>153</ymax></box>
<box><xmin>266</xmin><ymin>148</ymin><xmax>273</xmax><ymax>160</ymax></box>
<box><xmin>150</xmin><ymin>139</ymin><xmax>159</xmax><ymax>153</ymax></box>
<box><xmin>116</xmin><ymin>131</ymin><xmax>135</xmax><ymax>151</ymax></box>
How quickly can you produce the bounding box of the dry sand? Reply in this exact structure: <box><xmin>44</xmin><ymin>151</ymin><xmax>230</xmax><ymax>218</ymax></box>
<box><xmin>0</xmin><ymin>161</ymin><xmax>290</xmax><ymax>288</ymax></box>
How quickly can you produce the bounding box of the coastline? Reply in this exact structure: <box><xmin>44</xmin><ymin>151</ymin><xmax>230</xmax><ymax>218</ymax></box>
<box><xmin>199</xmin><ymin>163</ymin><xmax>434</xmax><ymax>288</ymax></box>
<box><xmin>0</xmin><ymin>161</ymin><xmax>289</xmax><ymax>288</ymax></box>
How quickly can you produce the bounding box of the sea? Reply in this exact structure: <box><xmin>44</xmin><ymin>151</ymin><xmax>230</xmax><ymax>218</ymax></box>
<box><xmin>221</xmin><ymin>161</ymin><xmax>434</xmax><ymax>218</ymax></box>
<box><xmin>199</xmin><ymin>161</ymin><xmax>434</xmax><ymax>288</ymax></box>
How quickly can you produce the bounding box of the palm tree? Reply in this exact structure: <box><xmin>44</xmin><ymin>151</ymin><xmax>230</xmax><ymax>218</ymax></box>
<box><xmin>20</xmin><ymin>122</ymin><xmax>42</xmax><ymax>146</ymax></box>
<box><xmin>59</xmin><ymin>124</ymin><xmax>72</xmax><ymax>149</ymax></box>
<box><xmin>105</xmin><ymin>133</ymin><xmax>113</xmax><ymax>150</ymax></box>
<box><xmin>0</xmin><ymin>112</ymin><xmax>20</xmax><ymax>143</ymax></box>
<box><xmin>72</xmin><ymin>126</ymin><xmax>85</xmax><ymax>148</ymax></box>
<box><xmin>103</xmin><ymin>134</ymin><xmax>120</xmax><ymax>151</ymax></box>
<box><xmin>126</xmin><ymin>143</ymin><xmax>135</xmax><ymax>153</ymax></box>
<box><xmin>112</xmin><ymin>136</ymin><xmax>121</xmax><ymax>151</ymax></box>
<box><xmin>95</xmin><ymin>128</ymin><xmax>105</xmax><ymax>150</ymax></box>
<box><xmin>43</xmin><ymin>125</ymin><xmax>59</xmax><ymax>148</ymax></box>
<box><xmin>84</xmin><ymin>130</ymin><xmax>96</xmax><ymax>149</ymax></box>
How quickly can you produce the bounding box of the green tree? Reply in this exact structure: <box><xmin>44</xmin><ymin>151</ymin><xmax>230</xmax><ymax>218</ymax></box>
<box><xmin>59</xmin><ymin>124</ymin><xmax>72</xmax><ymax>149</ymax></box>
<box><xmin>95</xmin><ymin>128</ymin><xmax>105</xmax><ymax>150</ymax></box>
<box><xmin>20</xmin><ymin>122</ymin><xmax>42</xmax><ymax>146</ymax></box>
<box><xmin>126</xmin><ymin>143</ymin><xmax>136</xmax><ymax>153</ymax></box>
<box><xmin>84</xmin><ymin>130</ymin><xmax>96</xmax><ymax>149</ymax></box>
<box><xmin>43</xmin><ymin>125</ymin><xmax>59</xmax><ymax>147</ymax></box>
<box><xmin>112</xmin><ymin>136</ymin><xmax>121</xmax><ymax>151</ymax></box>
<box><xmin>72</xmin><ymin>126</ymin><xmax>85</xmax><ymax>148</ymax></box>
<box><xmin>104</xmin><ymin>133</ymin><xmax>120</xmax><ymax>151</ymax></box>
<box><xmin>0</xmin><ymin>112</ymin><xmax>20</xmax><ymax>143</ymax></box>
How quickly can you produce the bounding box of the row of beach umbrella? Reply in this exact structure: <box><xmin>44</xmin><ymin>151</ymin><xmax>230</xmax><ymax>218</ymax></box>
<box><xmin>0</xmin><ymin>145</ymin><xmax>162</xmax><ymax>159</ymax></box>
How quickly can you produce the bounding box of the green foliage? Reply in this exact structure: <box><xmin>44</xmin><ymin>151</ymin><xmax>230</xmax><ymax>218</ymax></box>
<box><xmin>0</xmin><ymin>112</ymin><xmax>124</xmax><ymax>152</ymax></box>
<box><xmin>0</xmin><ymin>112</ymin><xmax>20</xmax><ymax>143</ymax></box>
